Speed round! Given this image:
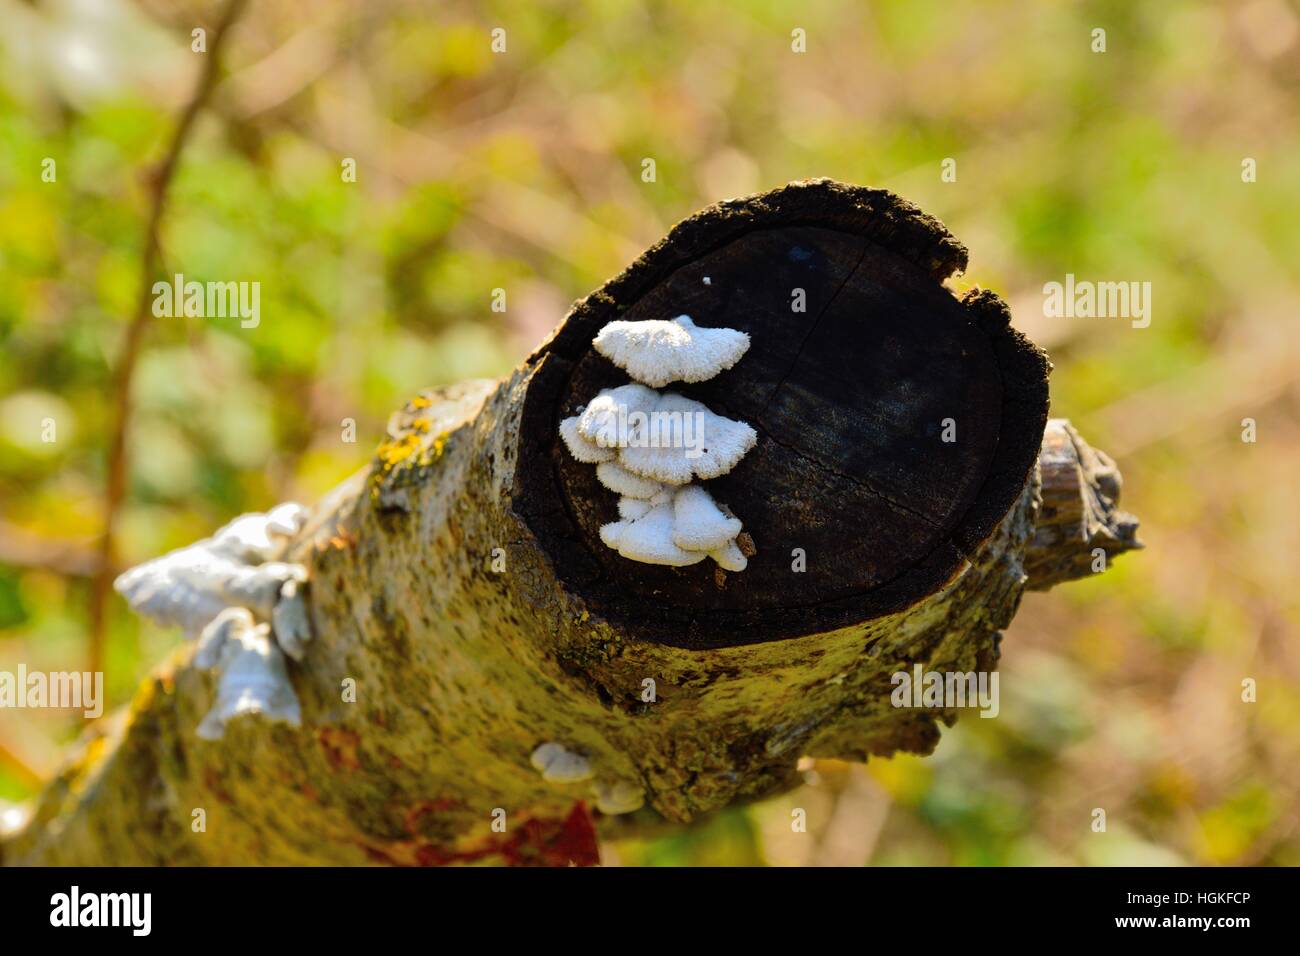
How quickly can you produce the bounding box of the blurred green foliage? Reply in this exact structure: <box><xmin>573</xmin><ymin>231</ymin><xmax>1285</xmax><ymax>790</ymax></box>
<box><xmin>1</xmin><ymin>0</ymin><xmax>1297</xmax><ymax>864</ymax></box>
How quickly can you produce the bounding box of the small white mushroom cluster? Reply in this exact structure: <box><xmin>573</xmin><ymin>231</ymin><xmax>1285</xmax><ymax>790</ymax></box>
<box><xmin>529</xmin><ymin>742</ymin><xmax>645</xmax><ymax>816</ymax></box>
<box><xmin>559</xmin><ymin>315</ymin><xmax>757</xmax><ymax>571</ymax></box>
<box><xmin>113</xmin><ymin>503</ymin><xmax>312</xmax><ymax>739</ymax></box>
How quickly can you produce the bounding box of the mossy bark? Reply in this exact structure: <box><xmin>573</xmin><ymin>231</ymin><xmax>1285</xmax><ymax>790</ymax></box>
<box><xmin>2</xmin><ymin>181</ymin><xmax>1138</xmax><ymax>866</ymax></box>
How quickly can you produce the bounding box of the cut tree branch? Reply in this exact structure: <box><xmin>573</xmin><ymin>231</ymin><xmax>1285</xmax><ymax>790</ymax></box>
<box><xmin>4</xmin><ymin>181</ymin><xmax>1139</xmax><ymax>866</ymax></box>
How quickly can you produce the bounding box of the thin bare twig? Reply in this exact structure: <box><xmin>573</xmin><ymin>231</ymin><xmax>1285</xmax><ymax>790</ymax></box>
<box><xmin>87</xmin><ymin>0</ymin><xmax>249</xmax><ymax>678</ymax></box>
<box><xmin>0</xmin><ymin>521</ymin><xmax>112</xmax><ymax>579</ymax></box>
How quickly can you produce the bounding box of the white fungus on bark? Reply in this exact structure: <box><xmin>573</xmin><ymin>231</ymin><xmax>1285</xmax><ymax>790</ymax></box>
<box><xmin>530</xmin><ymin>746</ymin><xmax>644</xmax><ymax>812</ymax></box>
<box><xmin>616</xmin><ymin>393</ymin><xmax>756</xmax><ymax>485</ymax></box>
<box><xmin>593</xmin><ymin>314</ymin><xmax>749</xmax><ymax>387</ymax></box>
<box><xmin>707</xmin><ymin>538</ymin><xmax>748</xmax><ymax>573</ymax></box>
<box><xmin>595</xmin><ymin>460</ymin><xmax>664</xmax><ymax>499</ymax></box>
<box><xmin>559</xmin><ymin>415</ymin><xmax>615</xmax><ymax>463</ymax></box>
<box><xmin>617</xmin><ymin>497</ymin><xmax>653</xmax><ymax>521</ymax></box>
<box><xmin>529</xmin><ymin>742</ymin><xmax>595</xmax><ymax>784</ymax></box>
<box><xmin>577</xmin><ymin>383</ymin><xmax>659</xmax><ymax>447</ymax></box>
<box><xmin>114</xmin><ymin>505</ymin><xmax>310</xmax><ymax>638</ymax></box>
<box><xmin>573</xmin><ymin>386</ymin><xmax>757</xmax><ymax>486</ymax></box>
<box><xmin>558</xmin><ymin>314</ymin><xmax>757</xmax><ymax>572</ymax></box>
<box><xmin>193</xmin><ymin>607</ymin><xmax>302</xmax><ymax>741</ymax></box>
<box><xmin>271</xmin><ymin>573</ymin><xmax>312</xmax><ymax>662</ymax></box>
<box><xmin>671</xmin><ymin>484</ymin><xmax>742</xmax><ymax>552</ymax></box>
<box><xmin>601</xmin><ymin>485</ymin><xmax>748</xmax><ymax>569</ymax></box>
<box><xmin>591</xmin><ymin>780</ymin><xmax>645</xmax><ymax>816</ymax></box>
<box><xmin>217</xmin><ymin>502</ymin><xmax>309</xmax><ymax>561</ymax></box>
<box><xmin>113</xmin><ymin>504</ymin><xmax>313</xmax><ymax>738</ymax></box>
<box><xmin>600</xmin><ymin>502</ymin><xmax>707</xmax><ymax>567</ymax></box>
<box><xmin>647</xmin><ymin>487</ymin><xmax>674</xmax><ymax>506</ymax></box>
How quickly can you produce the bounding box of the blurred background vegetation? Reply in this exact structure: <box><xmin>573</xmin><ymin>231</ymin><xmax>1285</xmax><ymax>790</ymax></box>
<box><xmin>1</xmin><ymin>0</ymin><xmax>1298</xmax><ymax>865</ymax></box>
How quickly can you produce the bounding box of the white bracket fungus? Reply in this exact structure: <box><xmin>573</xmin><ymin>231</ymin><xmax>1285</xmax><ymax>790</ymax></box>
<box><xmin>530</xmin><ymin>745</ymin><xmax>645</xmax><ymax>814</ymax></box>
<box><xmin>530</xmin><ymin>741</ymin><xmax>594</xmax><ymax>784</ymax></box>
<box><xmin>706</xmin><ymin>537</ymin><xmax>748</xmax><ymax>573</ymax></box>
<box><xmin>559</xmin><ymin>314</ymin><xmax>757</xmax><ymax>571</ymax></box>
<box><xmin>578</xmin><ymin>386</ymin><xmax>757</xmax><ymax>486</ymax></box>
<box><xmin>193</xmin><ymin>607</ymin><xmax>302</xmax><ymax>740</ymax></box>
<box><xmin>595</xmin><ymin>460</ymin><xmax>664</xmax><ymax>499</ymax></box>
<box><xmin>600</xmin><ymin>500</ymin><xmax>705</xmax><ymax>567</ymax></box>
<box><xmin>600</xmin><ymin>485</ymin><xmax>748</xmax><ymax>571</ymax></box>
<box><xmin>616</xmin><ymin>496</ymin><xmax>653</xmax><ymax>521</ymax></box>
<box><xmin>591</xmin><ymin>779</ymin><xmax>645</xmax><ymax>816</ymax></box>
<box><xmin>559</xmin><ymin>415</ymin><xmax>615</xmax><ymax>463</ymax></box>
<box><xmin>113</xmin><ymin>504</ymin><xmax>312</xmax><ymax>739</ymax></box>
<box><xmin>671</xmin><ymin>484</ymin><xmax>742</xmax><ymax>552</ymax></box>
<box><xmin>616</xmin><ymin>392</ymin><xmax>756</xmax><ymax>485</ymax></box>
<box><xmin>593</xmin><ymin>314</ymin><xmax>749</xmax><ymax>387</ymax></box>
<box><xmin>576</xmin><ymin>383</ymin><xmax>660</xmax><ymax>447</ymax></box>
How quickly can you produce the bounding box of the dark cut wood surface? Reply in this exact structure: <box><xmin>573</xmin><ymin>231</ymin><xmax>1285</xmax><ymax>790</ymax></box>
<box><xmin>514</xmin><ymin>180</ymin><xmax>1049</xmax><ymax>649</ymax></box>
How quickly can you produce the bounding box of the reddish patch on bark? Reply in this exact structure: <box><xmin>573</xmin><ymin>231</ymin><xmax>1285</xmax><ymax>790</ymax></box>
<box><xmin>360</xmin><ymin>802</ymin><xmax>601</xmax><ymax>867</ymax></box>
<box><xmin>318</xmin><ymin>727</ymin><xmax>362</xmax><ymax>771</ymax></box>
<box><xmin>503</xmin><ymin>802</ymin><xmax>601</xmax><ymax>867</ymax></box>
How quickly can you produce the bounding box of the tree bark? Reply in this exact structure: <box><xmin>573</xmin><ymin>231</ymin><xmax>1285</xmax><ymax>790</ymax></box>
<box><xmin>2</xmin><ymin>180</ymin><xmax>1138</xmax><ymax>866</ymax></box>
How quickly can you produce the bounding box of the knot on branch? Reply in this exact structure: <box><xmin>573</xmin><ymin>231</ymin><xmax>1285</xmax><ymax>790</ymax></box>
<box><xmin>1025</xmin><ymin>419</ymin><xmax>1142</xmax><ymax>589</ymax></box>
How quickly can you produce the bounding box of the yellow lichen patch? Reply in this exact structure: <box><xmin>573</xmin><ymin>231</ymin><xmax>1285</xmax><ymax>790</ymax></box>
<box><xmin>373</xmin><ymin>428</ymin><xmax>451</xmax><ymax>481</ymax></box>
<box><xmin>63</xmin><ymin>733</ymin><xmax>111</xmax><ymax>798</ymax></box>
<box><xmin>128</xmin><ymin>670</ymin><xmax>164</xmax><ymax>715</ymax></box>
<box><xmin>430</xmin><ymin>431</ymin><xmax>449</xmax><ymax>459</ymax></box>
<box><xmin>376</xmin><ymin>432</ymin><xmax>423</xmax><ymax>472</ymax></box>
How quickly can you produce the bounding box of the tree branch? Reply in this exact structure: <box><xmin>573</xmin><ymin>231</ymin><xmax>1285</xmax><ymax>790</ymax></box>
<box><xmin>7</xmin><ymin>181</ymin><xmax>1139</xmax><ymax>866</ymax></box>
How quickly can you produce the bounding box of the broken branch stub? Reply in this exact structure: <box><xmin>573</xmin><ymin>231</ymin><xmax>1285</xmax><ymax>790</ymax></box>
<box><xmin>1024</xmin><ymin>419</ymin><xmax>1142</xmax><ymax>589</ymax></box>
